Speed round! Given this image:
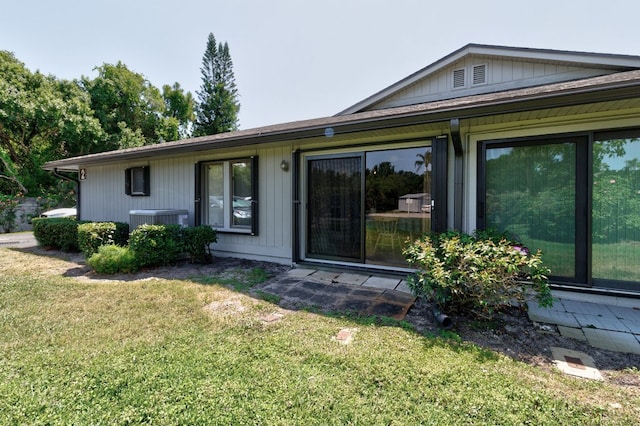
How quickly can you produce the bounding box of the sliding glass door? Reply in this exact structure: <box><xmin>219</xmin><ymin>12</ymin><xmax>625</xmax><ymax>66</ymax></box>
<box><xmin>306</xmin><ymin>144</ymin><xmax>435</xmax><ymax>267</ymax></box>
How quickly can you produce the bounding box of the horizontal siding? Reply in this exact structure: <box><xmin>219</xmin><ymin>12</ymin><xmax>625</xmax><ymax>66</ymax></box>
<box><xmin>79</xmin><ymin>145</ymin><xmax>293</xmax><ymax>265</ymax></box>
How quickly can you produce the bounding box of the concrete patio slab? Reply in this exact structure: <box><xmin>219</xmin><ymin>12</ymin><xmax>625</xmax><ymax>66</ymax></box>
<box><xmin>285</xmin><ymin>268</ymin><xmax>316</xmax><ymax>278</ymax></box>
<box><xmin>311</xmin><ymin>270</ymin><xmax>341</xmax><ymax>282</ymax></box>
<box><xmin>335</xmin><ymin>273</ymin><xmax>369</xmax><ymax>286</ymax></box>
<box><xmin>607</xmin><ymin>305</ymin><xmax>640</xmax><ymax>322</ymax></box>
<box><xmin>557</xmin><ymin>326</ymin><xmax>587</xmax><ymax>341</ymax></box>
<box><xmin>582</xmin><ymin>328</ymin><xmax>640</xmax><ymax>355</ymax></box>
<box><xmin>362</xmin><ymin>276</ymin><xmax>401</xmax><ymax>290</ymax></box>
<box><xmin>561</xmin><ymin>299</ymin><xmax>618</xmax><ymax>318</ymax></box>
<box><xmin>621</xmin><ymin>319</ymin><xmax>640</xmax><ymax>334</ymax></box>
<box><xmin>573</xmin><ymin>313</ymin><xmax>630</xmax><ymax>332</ymax></box>
<box><xmin>528</xmin><ymin>304</ymin><xmax>581</xmax><ymax>328</ymax></box>
<box><xmin>395</xmin><ymin>280</ymin><xmax>412</xmax><ymax>294</ymax></box>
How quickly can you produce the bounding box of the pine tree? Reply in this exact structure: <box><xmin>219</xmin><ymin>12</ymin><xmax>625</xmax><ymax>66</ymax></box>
<box><xmin>194</xmin><ymin>33</ymin><xmax>240</xmax><ymax>136</ymax></box>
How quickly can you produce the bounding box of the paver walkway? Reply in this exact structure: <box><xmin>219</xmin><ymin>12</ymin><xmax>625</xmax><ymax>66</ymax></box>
<box><xmin>259</xmin><ymin>268</ymin><xmax>415</xmax><ymax>320</ymax></box>
<box><xmin>528</xmin><ymin>295</ymin><xmax>640</xmax><ymax>355</ymax></box>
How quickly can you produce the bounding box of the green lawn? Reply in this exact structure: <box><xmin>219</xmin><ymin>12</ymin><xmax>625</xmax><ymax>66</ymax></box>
<box><xmin>1</xmin><ymin>250</ymin><xmax>638</xmax><ymax>424</ymax></box>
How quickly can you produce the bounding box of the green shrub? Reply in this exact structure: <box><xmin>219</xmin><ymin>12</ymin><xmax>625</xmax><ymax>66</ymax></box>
<box><xmin>181</xmin><ymin>225</ymin><xmax>217</xmax><ymax>263</ymax></box>
<box><xmin>0</xmin><ymin>193</ymin><xmax>23</xmax><ymax>233</ymax></box>
<box><xmin>77</xmin><ymin>222</ymin><xmax>130</xmax><ymax>258</ymax></box>
<box><xmin>129</xmin><ymin>224</ymin><xmax>183</xmax><ymax>268</ymax></box>
<box><xmin>32</xmin><ymin>218</ymin><xmax>85</xmax><ymax>252</ymax></box>
<box><xmin>403</xmin><ymin>229</ymin><xmax>553</xmax><ymax>319</ymax></box>
<box><xmin>87</xmin><ymin>245</ymin><xmax>137</xmax><ymax>274</ymax></box>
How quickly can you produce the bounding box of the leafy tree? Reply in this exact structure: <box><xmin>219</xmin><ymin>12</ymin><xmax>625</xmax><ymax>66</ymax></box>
<box><xmin>0</xmin><ymin>51</ymin><xmax>104</xmax><ymax>195</ymax></box>
<box><xmin>162</xmin><ymin>82</ymin><xmax>195</xmax><ymax>139</ymax></box>
<box><xmin>82</xmin><ymin>62</ymin><xmax>178</xmax><ymax>150</ymax></box>
<box><xmin>194</xmin><ymin>33</ymin><xmax>240</xmax><ymax>136</ymax></box>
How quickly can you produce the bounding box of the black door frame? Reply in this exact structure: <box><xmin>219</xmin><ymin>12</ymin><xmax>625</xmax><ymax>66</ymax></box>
<box><xmin>296</xmin><ymin>138</ymin><xmax>446</xmax><ymax>267</ymax></box>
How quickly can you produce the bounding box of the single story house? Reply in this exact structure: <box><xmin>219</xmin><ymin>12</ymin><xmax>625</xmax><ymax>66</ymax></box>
<box><xmin>45</xmin><ymin>43</ymin><xmax>640</xmax><ymax>295</ymax></box>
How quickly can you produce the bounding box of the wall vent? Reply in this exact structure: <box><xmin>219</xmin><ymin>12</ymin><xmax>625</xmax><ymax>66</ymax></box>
<box><xmin>472</xmin><ymin>64</ymin><xmax>487</xmax><ymax>85</ymax></box>
<box><xmin>453</xmin><ymin>68</ymin><xmax>465</xmax><ymax>88</ymax></box>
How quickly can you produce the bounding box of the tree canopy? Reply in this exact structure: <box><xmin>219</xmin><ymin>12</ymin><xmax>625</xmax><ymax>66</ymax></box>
<box><xmin>0</xmin><ymin>51</ymin><xmax>104</xmax><ymax>194</ymax></box>
<box><xmin>1</xmin><ymin>35</ymin><xmax>240</xmax><ymax>200</ymax></box>
<box><xmin>0</xmin><ymin>51</ymin><xmax>199</xmax><ymax>197</ymax></box>
<box><xmin>194</xmin><ymin>33</ymin><xmax>240</xmax><ymax>136</ymax></box>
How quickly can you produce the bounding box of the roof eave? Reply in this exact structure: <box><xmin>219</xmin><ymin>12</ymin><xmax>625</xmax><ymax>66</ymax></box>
<box><xmin>44</xmin><ymin>73</ymin><xmax>640</xmax><ymax>172</ymax></box>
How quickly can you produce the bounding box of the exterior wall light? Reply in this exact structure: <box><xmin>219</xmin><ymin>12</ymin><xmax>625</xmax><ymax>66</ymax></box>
<box><xmin>280</xmin><ymin>160</ymin><xmax>289</xmax><ymax>172</ymax></box>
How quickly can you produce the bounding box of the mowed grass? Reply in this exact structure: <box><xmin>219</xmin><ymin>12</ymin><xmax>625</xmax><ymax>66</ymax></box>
<box><xmin>1</xmin><ymin>250</ymin><xmax>639</xmax><ymax>425</ymax></box>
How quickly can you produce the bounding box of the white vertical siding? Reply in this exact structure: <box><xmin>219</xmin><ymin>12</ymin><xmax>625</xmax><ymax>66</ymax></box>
<box><xmin>79</xmin><ymin>144</ymin><xmax>294</xmax><ymax>265</ymax></box>
<box><xmin>370</xmin><ymin>56</ymin><xmax>617</xmax><ymax>110</ymax></box>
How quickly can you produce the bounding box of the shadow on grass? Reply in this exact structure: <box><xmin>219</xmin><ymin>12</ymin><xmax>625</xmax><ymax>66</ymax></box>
<box><xmin>9</xmin><ymin>245</ymin><xmax>640</xmax><ymax>375</ymax></box>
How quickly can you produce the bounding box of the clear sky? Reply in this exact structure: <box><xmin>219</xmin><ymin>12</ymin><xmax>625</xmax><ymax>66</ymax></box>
<box><xmin>3</xmin><ymin>0</ymin><xmax>640</xmax><ymax>130</ymax></box>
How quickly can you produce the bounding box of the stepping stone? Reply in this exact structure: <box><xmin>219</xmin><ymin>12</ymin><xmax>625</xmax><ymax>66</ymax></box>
<box><xmin>333</xmin><ymin>328</ymin><xmax>357</xmax><ymax>345</ymax></box>
<box><xmin>550</xmin><ymin>347</ymin><xmax>602</xmax><ymax>381</ymax></box>
<box><xmin>260</xmin><ymin>312</ymin><xmax>285</xmax><ymax>323</ymax></box>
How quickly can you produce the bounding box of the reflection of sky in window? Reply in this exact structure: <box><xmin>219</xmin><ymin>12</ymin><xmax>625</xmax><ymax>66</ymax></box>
<box><xmin>600</xmin><ymin>139</ymin><xmax>640</xmax><ymax>171</ymax></box>
<box><xmin>486</xmin><ymin>147</ymin><xmax>513</xmax><ymax>160</ymax></box>
<box><xmin>366</xmin><ymin>147</ymin><xmax>430</xmax><ymax>173</ymax></box>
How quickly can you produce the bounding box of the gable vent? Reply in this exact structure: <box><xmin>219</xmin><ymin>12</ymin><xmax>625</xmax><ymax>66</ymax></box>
<box><xmin>472</xmin><ymin>64</ymin><xmax>487</xmax><ymax>85</ymax></box>
<box><xmin>453</xmin><ymin>68</ymin><xmax>465</xmax><ymax>88</ymax></box>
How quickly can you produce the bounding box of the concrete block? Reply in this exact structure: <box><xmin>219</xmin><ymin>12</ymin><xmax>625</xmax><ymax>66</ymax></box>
<box><xmin>582</xmin><ymin>328</ymin><xmax>640</xmax><ymax>355</ymax></box>
<box><xmin>557</xmin><ymin>326</ymin><xmax>587</xmax><ymax>341</ymax></box>
<box><xmin>363</xmin><ymin>276</ymin><xmax>400</xmax><ymax>290</ymax></box>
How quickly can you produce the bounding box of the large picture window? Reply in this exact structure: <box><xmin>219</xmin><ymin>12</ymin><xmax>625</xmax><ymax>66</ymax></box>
<box><xmin>481</xmin><ymin>140</ymin><xmax>578</xmax><ymax>279</ymax></box>
<box><xmin>199</xmin><ymin>157</ymin><xmax>258</xmax><ymax>235</ymax></box>
<box><xmin>592</xmin><ymin>131</ymin><xmax>640</xmax><ymax>285</ymax></box>
<box><xmin>479</xmin><ymin>129</ymin><xmax>640</xmax><ymax>291</ymax></box>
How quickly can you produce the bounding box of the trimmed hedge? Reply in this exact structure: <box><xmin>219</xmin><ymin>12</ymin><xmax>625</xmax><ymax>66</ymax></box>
<box><xmin>77</xmin><ymin>222</ymin><xmax>129</xmax><ymax>258</ymax></box>
<box><xmin>87</xmin><ymin>245</ymin><xmax>138</xmax><ymax>274</ymax></box>
<box><xmin>128</xmin><ymin>224</ymin><xmax>184</xmax><ymax>268</ymax></box>
<box><xmin>182</xmin><ymin>226</ymin><xmax>217</xmax><ymax>263</ymax></box>
<box><xmin>32</xmin><ymin>218</ymin><xmax>86</xmax><ymax>252</ymax></box>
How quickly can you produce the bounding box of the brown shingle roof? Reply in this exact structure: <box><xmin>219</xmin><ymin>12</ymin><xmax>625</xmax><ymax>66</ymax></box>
<box><xmin>44</xmin><ymin>69</ymin><xmax>640</xmax><ymax>171</ymax></box>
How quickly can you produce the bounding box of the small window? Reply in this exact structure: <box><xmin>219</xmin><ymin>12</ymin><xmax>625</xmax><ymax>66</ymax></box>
<box><xmin>453</xmin><ymin>68</ymin><xmax>465</xmax><ymax>88</ymax></box>
<box><xmin>125</xmin><ymin>166</ymin><xmax>150</xmax><ymax>196</ymax></box>
<box><xmin>199</xmin><ymin>157</ymin><xmax>258</xmax><ymax>235</ymax></box>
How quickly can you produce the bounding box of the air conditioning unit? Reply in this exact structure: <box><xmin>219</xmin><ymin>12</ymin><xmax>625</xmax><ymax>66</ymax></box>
<box><xmin>129</xmin><ymin>209</ymin><xmax>189</xmax><ymax>231</ymax></box>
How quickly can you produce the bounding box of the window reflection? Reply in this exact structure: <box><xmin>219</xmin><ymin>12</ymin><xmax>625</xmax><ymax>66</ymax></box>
<box><xmin>365</xmin><ymin>147</ymin><xmax>431</xmax><ymax>267</ymax></box>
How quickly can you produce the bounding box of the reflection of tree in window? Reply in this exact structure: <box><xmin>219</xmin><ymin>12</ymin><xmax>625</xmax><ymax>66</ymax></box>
<box><xmin>232</xmin><ymin>161</ymin><xmax>252</xmax><ymax>227</ymax></box>
<box><xmin>593</xmin><ymin>138</ymin><xmax>640</xmax><ymax>244</ymax></box>
<box><xmin>486</xmin><ymin>143</ymin><xmax>575</xmax><ymax>243</ymax></box>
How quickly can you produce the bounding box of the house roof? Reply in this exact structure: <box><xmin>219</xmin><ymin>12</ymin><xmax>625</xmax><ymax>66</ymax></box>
<box><xmin>44</xmin><ymin>68</ymin><xmax>640</xmax><ymax>172</ymax></box>
<box><xmin>337</xmin><ymin>43</ymin><xmax>640</xmax><ymax>115</ymax></box>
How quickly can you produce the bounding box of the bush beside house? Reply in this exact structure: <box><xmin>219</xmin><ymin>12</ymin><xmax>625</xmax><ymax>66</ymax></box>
<box><xmin>404</xmin><ymin>229</ymin><xmax>553</xmax><ymax>320</ymax></box>
<box><xmin>33</xmin><ymin>219</ymin><xmax>217</xmax><ymax>273</ymax></box>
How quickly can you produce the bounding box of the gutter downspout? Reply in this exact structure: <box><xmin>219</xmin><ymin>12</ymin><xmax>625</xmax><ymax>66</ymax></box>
<box><xmin>450</xmin><ymin>119</ymin><xmax>463</xmax><ymax>231</ymax></box>
<box><xmin>52</xmin><ymin>168</ymin><xmax>80</xmax><ymax>220</ymax></box>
